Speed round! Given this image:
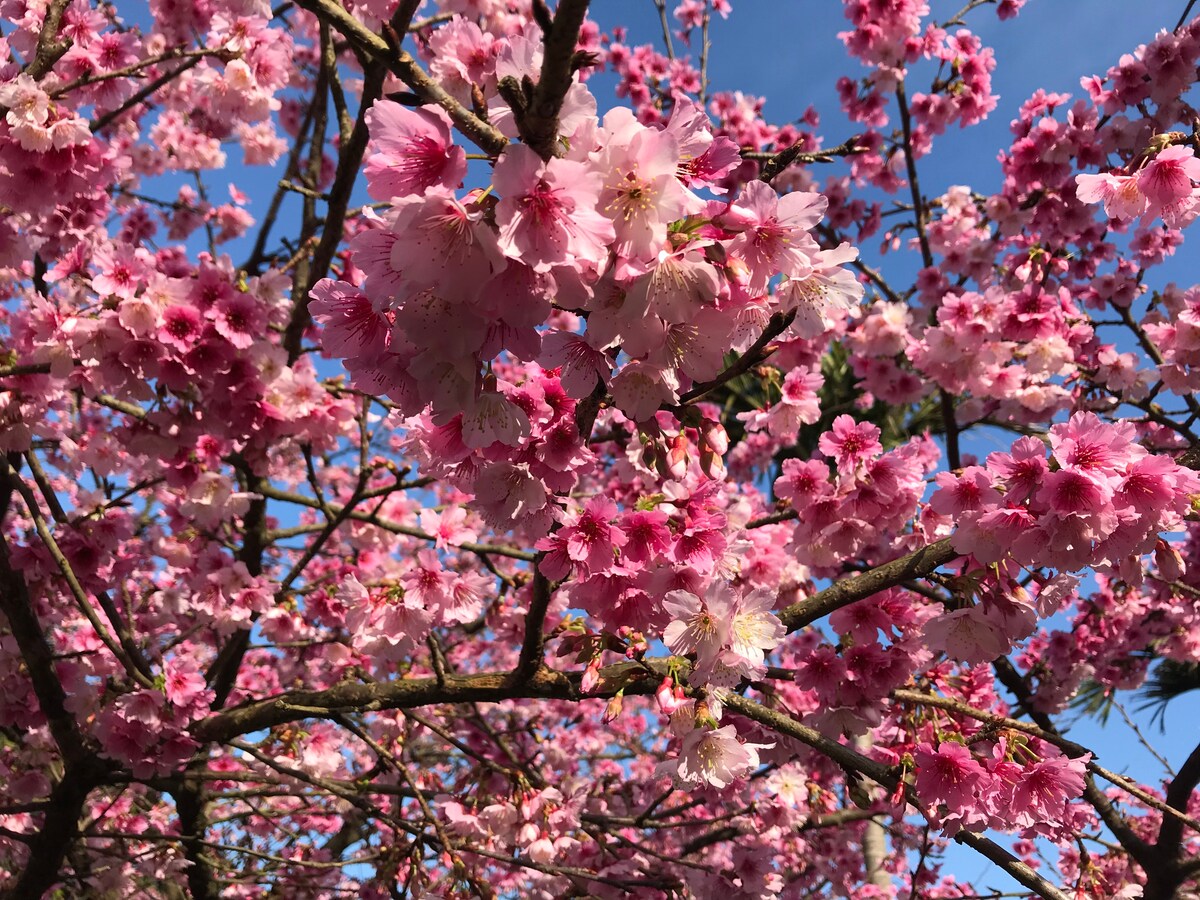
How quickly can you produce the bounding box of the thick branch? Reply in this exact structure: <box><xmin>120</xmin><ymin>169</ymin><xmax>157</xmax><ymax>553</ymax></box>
<box><xmin>282</xmin><ymin>61</ymin><xmax>387</xmax><ymax>360</ymax></box>
<box><xmin>3</xmin><ymin>757</ymin><xmax>109</xmax><ymax>899</ymax></box>
<box><xmin>722</xmin><ymin>693</ymin><xmax>1072</xmax><ymax>900</ymax></box>
<box><xmin>205</xmin><ymin>469</ymin><xmax>269</xmax><ymax>709</ymax></box>
<box><xmin>293</xmin><ymin>0</ymin><xmax>507</xmax><ymax>155</ymax></box>
<box><xmin>21</xmin><ymin>0</ymin><xmax>71</xmax><ymax>81</ymax></box>
<box><xmin>1146</xmin><ymin>739</ymin><xmax>1200</xmax><ymax>899</ymax></box>
<box><xmin>173</xmin><ymin>778</ymin><xmax>221</xmax><ymax>900</ymax></box>
<box><xmin>191</xmin><ymin>662</ymin><xmax>670</xmax><ymax>744</ymax></box>
<box><xmin>512</xmin><ymin>567</ymin><xmax>554</xmax><ymax>684</ymax></box>
<box><xmin>0</xmin><ymin>538</ymin><xmax>86</xmax><ymax>764</ymax></box>
<box><xmin>521</xmin><ymin>0</ymin><xmax>591</xmax><ymax>160</ymax></box>
<box><xmin>778</xmin><ymin>538</ymin><xmax>959</xmax><ymax>632</ymax></box>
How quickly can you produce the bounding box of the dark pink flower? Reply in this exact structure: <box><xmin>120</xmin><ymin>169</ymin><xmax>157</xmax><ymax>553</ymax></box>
<box><xmin>364</xmin><ymin>99</ymin><xmax>467</xmax><ymax>199</ymax></box>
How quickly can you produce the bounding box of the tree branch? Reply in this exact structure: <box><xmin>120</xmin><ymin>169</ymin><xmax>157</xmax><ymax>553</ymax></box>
<box><xmin>778</xmin><ymin>538</ymin><xmax>959</xmax><ymax>633</ymax></box>
<box><xmin>293</xmin><ymin>0</ymin><xmax>507</xmax><ymax>155</ymax></box>
<box><xmin>191</xmin><ymin>661</ymin><xmax>671</xmax><ymax>744</ymax></box>
<box><xmin>21</xmin><ymin>0</ymin><xmax>71</xmax><ymax>81</ymax></box>
<box><xmin>519</xmin><ymin>0</ymin><xmax>591</xmax><ymax>160</ymax></box>
<box><xmin>722</xmin><ymin>692</ymin><xmax>1072</xmax><ymax>900</ymax></box>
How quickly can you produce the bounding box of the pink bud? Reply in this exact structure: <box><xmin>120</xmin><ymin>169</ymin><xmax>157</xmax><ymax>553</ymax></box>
<box><xmin>726</xmin><ymin>256</ymin><xmax>750</xmax><ymax>287</ymax></box>
<box><xmin>667</xmin><ymin>433</ymin><xmax>689</xmax><ymax>480</ymax></box>
<box><xmin>528</xmin><ymin>835</ymin><xmax>556</xmax><ymax>864</ymax></box>
<box><xmin>581</xmin><ymin>659</ymin><xmax>601</xmax><ymax>694</ymax></box>
<box><xmin>700</xmin><ymin>419</ymin><xmax>729</xmax><ymax>456</ymax></box>
<box><xmin>655</xmin><ymin>677</ymin><xmax>681</xmax><ymax>714</ymax></box>
<box><xmin>603</xmin><ymin>692</ymin><xmax>623</xmax><ymax>723</ymax></box>
<box><xmin>1155</xmin><ymin>538</ymin><xmax>1185</xmax><ymax>582</ymax></box>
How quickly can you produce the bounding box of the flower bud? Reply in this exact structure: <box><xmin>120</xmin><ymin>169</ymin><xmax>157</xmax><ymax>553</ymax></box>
<box><xmin>603</xmin><ymin>691</ymin><xmax>623</xmax><ymax>723</ymax></box>
<box><xmin>655</xmin><ymin>677</ymin><xmax>682</xmax><ymax>714</ymax></box>
<box><xmin>699</xmin><ymin>419</ymin><xmax>729</xmax><ymax>456</ymax></box>
<box><xmin>1155</xmin><ymin>538</ymin><xmax>1185</xmax><ymax>582</ymax></box>
<box><xmin>666</xmin><ymin>433</ymin><xmax>689</xmax><ymax>480</ymax></box>
<box><xmin>528</xmin><ymin>835</ymin><xmax>556</xmax><ymax>864</ymax></box>
<box><xmin>581</xmin><ymin>659</ymin><xmax>601</xmax><ymax>694</ymax></box>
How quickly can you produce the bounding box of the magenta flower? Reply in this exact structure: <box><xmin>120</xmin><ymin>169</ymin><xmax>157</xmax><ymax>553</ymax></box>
<box><xmin>817</xmin><ymin>414</ymin><xmax>882</xmax><ymax>467</ymax></box>
<box><xmin>1010</xmin><ymin>754</ymin><xmax>1088</xmax><ymax>828</ymax></box>
<box><xmin>930</xmin><ymin>466</ymin><xmax>1001</xmax><ymax>516</ymax></box>
<box><xmin>727</xmin><ymin>180</ymin><xmax>826</xmax><ymax>294</ymax></box>
<box><xmin>1076</xmin><ymin>170</ymin><xmax>1148</xmax><ymax>219</ymax></box>
<box><xmin>387</xmin><ymin>190</ymin><xmax>505</xmax><ymax>299</ymax></box>
<box><xmin>914</xmin><ymin>741</ymin><xmax>987</xmax><ymax>812</ymax></box>
<box><xmin>308</xmin><ymin>278</ymin><xmax>390</xmax><ymax>360</ymax></box>
<box><xmin>364</xmin><ymin>99</ymin><xmax>467</xmax><ymax>199</ymax></box>
<box><xmin>212</xmin><ymin>292</ymin><xmax>266</xmax><ymax>350</ymax></box>
<box><xmin>596</xmin><ymin>107</ymin><xmax>704</xmax><ymax>275</ymax></box>
<box><xmin>1036</xmin><ymin>469</ymin><xmax>1111</xmax><ymax>517</ymax></box>
<box><xmin>539</xmin><ymin>331</ymin><xmax>612</xmax><ymax>400</ymax></box>
<box><xmin>493</xmin><ymin>143</ymin><xmax>614</xmax><ymax>273</ymax></box>
<box><xmin>667</xmin><ymin>724</ymin><xmax>771</xmax><ymax>789</ymax></box>
<box><xmin>1136</xmin><ymin>144</ymin><xmax>1200</xmax><ymax>225</ymax></box>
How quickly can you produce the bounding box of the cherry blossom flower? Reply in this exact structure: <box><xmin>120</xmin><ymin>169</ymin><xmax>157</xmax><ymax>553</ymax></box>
<box><xmin>493</xmin><ymin>143</ymin><xmax>614</xmax><ymax>273</ymax></box>
<box><xmin>364</xmin><ymin>100</ymin><xmax>467</xmax><ymax>199</ymax></box>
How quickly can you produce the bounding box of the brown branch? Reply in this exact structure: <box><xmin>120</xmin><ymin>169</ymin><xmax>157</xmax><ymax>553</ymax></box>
<box><xmin>293</xmin><ymin>0</ymin><xmax>507</xmax><ymax>155</ymax></box>
<box><xmin>1</xmin><ymin>455</ymin><xmax>154</xmax><ymax>689</ymax></box>
<box><xmin>283</xmin><ymin>59</ymin><xmax>387</xmax><ymax>361</ymax></box>
<box><xmin>778</xmin><ymin>538</ymin><xmax>959</xmax><ymax>633</ymax></box>
<box><xmin>3</xmin><ymin>756</ymin><xmax>110</xmax><ymax>899</ymax></box>
<box><xmin>676</xmin><ymin>309</ymin><xmax>796</xmax><ymax>406</ymax></box>
<box><xmin>745</xmin><ymin>508</ymin><xmax>799</xmax><ymax>529</ymax></box>
<box><xmin>173</xmin><ymin>778</ymin><xmax>221</xmax><ymax>900</ymax></box>
<box><xmin>722</xmin><ymin>693</ymin><xmax>1072</xmax><ymax>900</ymax></box>
<box><xmin>512</xmin><ymin>567</ymin><xmax>554</xmax><ymax>685</ymax></box>
<box><xmin>91</xmin><ymin>56</ymin><xmax>207</xmax><ymax>132</ymax></box>
<box><xmin>991</xmin><ymin>658</ymin><xmax>1155</xmax><ymax>868</ymax></box>
<box><xmin>280</xmin><ymin>24</ymin><xmax>332</xmax><ymax>365</ymax></box>
<box><xmin>755</xmin><ymin>136</ymin><xmax>866</xmax><ymax>184</ymax></box>
<box><xmin>253</xmin><ymin>482</ymin><xmax>536</xmax><ymax>560</ymax></box>
<box><xmin>242</xmin><ymin>100</ymin><xmax>319</xmax><ymax>276</ymax></box>
<box><xmin>1146</xmin><ymin>739</ymin><xmax>1200</xmax><ymax>899</ymax></box>
<box><xmin>53</xmin><ymin>47</ymin><xmax>234</xmax><ymax>99</ymax></box>
<box><xmin>21</xmin><ymin>0</ymin><xmax>71</xmax><ymax>81</ymax></box>
<box><xmin>191</xmin><ymin>661</ymin><xmax>668</xmax><ymax>744</ymax></box>
<box><xmin>0</xmin><ymin>362</ymin><xmax>54</xmax><ymax>378</ymax></box>
<box><xmin>0</xmin><ymin>522</ymin><xmax>86</xmax><ymax>761</ymax></box>
<box><xmin>520</xmin><ymin>0</ymin><xmax>591</xmax><ymax>160</ymax></box>
<box><xmin>24</xmin><ymin>452</ymin><xmax>155</xmax><ymax>685</ymax></box>
<box><xmin>205</xmin><ymin>465</ymin><xmax>269</xmax><ymax>710</ymax></box>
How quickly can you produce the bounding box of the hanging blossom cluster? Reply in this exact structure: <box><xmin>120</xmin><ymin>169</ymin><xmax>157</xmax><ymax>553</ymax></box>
<box><xmin>311</xmin><ymin>69</ymin><xmax>862</xmax><ymax>542</ymax></box>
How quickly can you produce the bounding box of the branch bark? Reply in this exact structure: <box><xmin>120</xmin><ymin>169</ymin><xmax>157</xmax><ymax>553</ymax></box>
<box><xmin>722</xmin><ymin>692</ymin><xmax>1072</xmax><ymax>900</ymax></box>
<box><xmin>518</xmin><ymin>0</ymin><xmax>591</xmax><ymax>160</ymax></box>
<box><xmin>191</xmin><ymin>661</ymin><xmax>669</xmax><ymax>744</ymax></box>
<box><xmin>293</xmin><ymin>0</ymin><xmax>507</xmax><ymax>155</ymax></box>
<box><xmin>778</xmin><ymin>537</ymin><xmax>959</xmax><ymax>633</ymax></box>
